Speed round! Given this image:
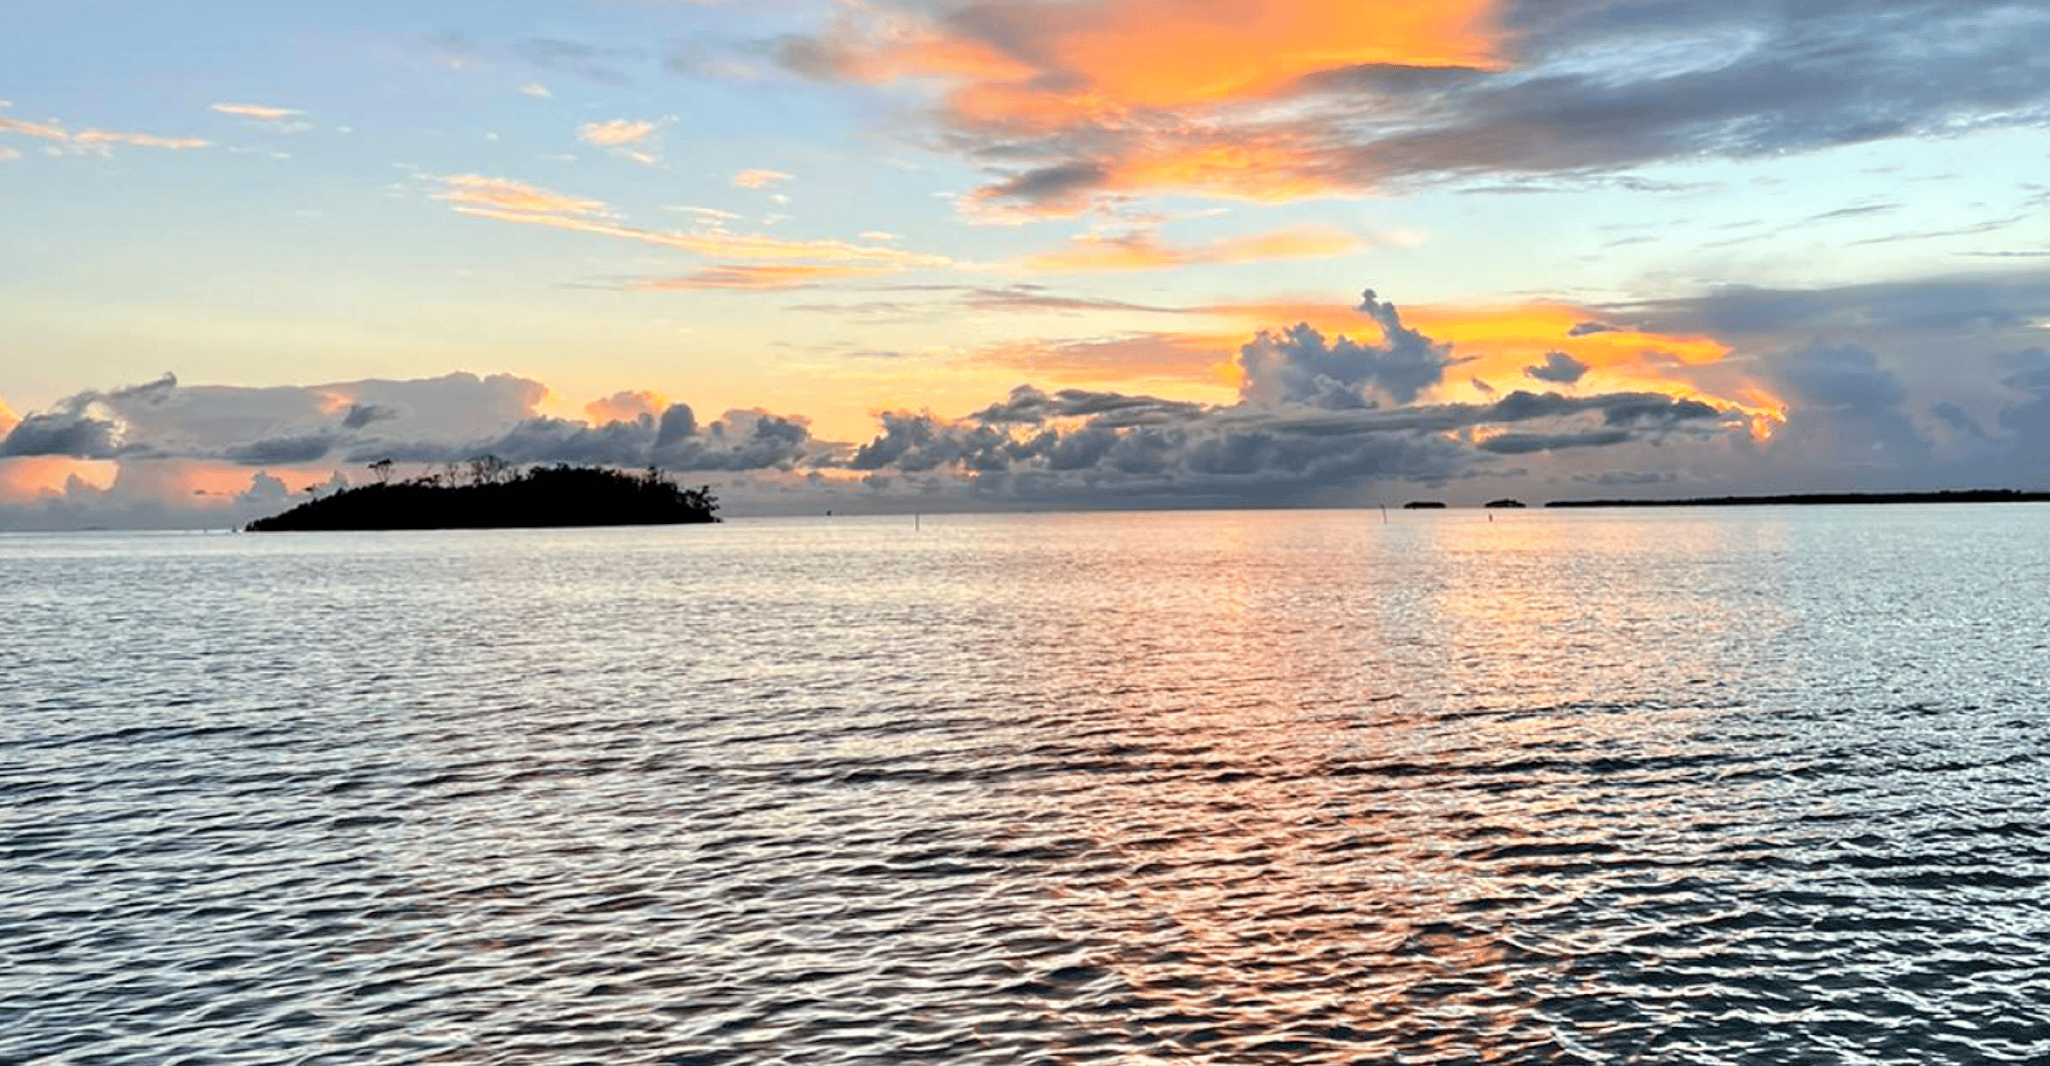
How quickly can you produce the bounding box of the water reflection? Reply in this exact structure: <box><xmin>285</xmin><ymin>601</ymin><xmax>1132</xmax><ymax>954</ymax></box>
<box><xmin>4</xmin><ymin>510</ymin><xmax>2047</xmax><ymax>1064</ymax></box>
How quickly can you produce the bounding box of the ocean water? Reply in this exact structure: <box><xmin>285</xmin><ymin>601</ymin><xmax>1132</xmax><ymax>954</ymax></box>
<box><xmin>4</xmin><ymin>507</ymin><xmax>2047</xmax><ymax>1064</ymax></box>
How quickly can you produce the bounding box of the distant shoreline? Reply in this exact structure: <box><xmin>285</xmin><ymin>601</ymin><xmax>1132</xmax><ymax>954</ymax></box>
<box><xmin>1544</xmin><ymin>489</ymin><xmax>2050</xmax><ymax>508</ymax></box>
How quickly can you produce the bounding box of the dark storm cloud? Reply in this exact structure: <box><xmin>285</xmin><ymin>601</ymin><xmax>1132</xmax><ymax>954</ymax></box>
<box><xmin>1523</xmin><ymin>351</ymin><xmax>1590</xmax><ymax>385</ymax></box>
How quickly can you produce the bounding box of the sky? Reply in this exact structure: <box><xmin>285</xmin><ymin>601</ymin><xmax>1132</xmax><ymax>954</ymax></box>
<box><xmin>3</xmin><ymin>0</ymin><xmax>2048</xmax><ymax>527</ymax></box>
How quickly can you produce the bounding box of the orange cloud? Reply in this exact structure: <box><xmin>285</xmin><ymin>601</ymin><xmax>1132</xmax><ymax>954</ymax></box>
<box><xmin>578</xmin><ymin>118</ymin><xmax>658</xmax><ymax>145</ymax></box>
<box><xmin>732</xmin><ymin>168</ymin><xmax>793</xmax><ymax>189</ymax></box>
<box><xmin>73</xmin><ymin>129</ymin><xmax>210</xmax><ymax>149</ymax></box>
<box><xmin>0</xmin><ymin>115</ymin><xmax>208</xmax><ymax>151</ymax></box>
<box><xmin>634</xmin><ymin>264</ymin><xmax>896</xmax><ymax>289</ymax></box>
<box><xmin>0</xmin><ymin>115</ymin><xmax>68</xmax><ymax>141</ymax></box>
<box><xmin>1020</xmin><ymin>226</ymin><xmax>1377</xmax><ymax>272</ymax></box>
<box><xmin>437</xmin><ymin>174</ymin><xmax>613</xmax><ymax>216</ymax></box>
<box><xmin>790</xmin><ymin>0</ymin><xmax>1506</xmax><ymax>212</ymax></box>
<box><xmin>585</xmin><ymin>389</ymin><xmax>667</xmax><ymax>424</ymax></box>
<box><xmin>828</xmin><ymin>0</ymin><xmax>1497</xmax><ymax>110</ymax></box>
<box><xmin>210</xmin><ymin>103</ymin><xmax>303</xmax><ymax>120</ymax></box>
<box><xmin>0</xmin><ymin>392</ymin><xmax>16</xmax><ymax>436</ymax></box>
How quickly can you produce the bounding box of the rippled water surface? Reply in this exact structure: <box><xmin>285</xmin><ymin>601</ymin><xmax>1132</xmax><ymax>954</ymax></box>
<box><xmin>6</xmin><ymin>507</ymin><xmax>2049</xmax><ymax>1064</ymax></box>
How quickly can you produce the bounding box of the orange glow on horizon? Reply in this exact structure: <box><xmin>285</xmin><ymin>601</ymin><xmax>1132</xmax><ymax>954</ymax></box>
<box><xmin>0</xmin><ymin>457</ymin><xmax>117</xmax><ymax>501</ymax></box>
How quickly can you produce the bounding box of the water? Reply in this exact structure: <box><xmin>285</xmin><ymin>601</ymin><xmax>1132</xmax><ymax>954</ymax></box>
<box><xmin>4</xmin><ymin>507</ymin><xmax>2047</xmax><ymax>1064</ymax></box>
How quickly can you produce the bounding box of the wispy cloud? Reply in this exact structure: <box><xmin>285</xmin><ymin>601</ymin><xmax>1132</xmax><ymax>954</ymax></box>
<box><xmin>438</xmin><ymin>174</ymin><xmax>612</xmax><ymax>216</ymax></box>
<box><xmin>74</xmin><ymin>129</ymin><xmax>210</xmax><ymax>150</ymax></box>
<box><xmin>1</xmin><ymin>113</ymin><xmax>208</xmax><ymax>153</ymax></box>
<box><xmin>520</xmin><ymin>83</ymin><xmax>553</xmax><ymax>99</ymax></box>
<box><xmin>1020</xmin><ymin>226</ymin><xmax>1390</xmax><ymax>272</ymax></box>
<box><xmin>632</xmin><ymin>264</ymin><xmax>897</xmax><ymax>290</ymax></box>
<box><xmin>210</xmin><ymin>103</ymin><xmax>303</xmax><ymax>121</ymax></box>
<box><xmin>0</xmin><ymin>115</ymin><xmax>68</xmax><ymax>141</ymax></box>
<box><xmin>732</xmin><ymin>168</ymin><xmax>791</xmax><ymax>189</ymax></box>
<box><xmin>433</xmin><ymin>174</ymin><xmax>948</xmax><ymax>269</ymax></box>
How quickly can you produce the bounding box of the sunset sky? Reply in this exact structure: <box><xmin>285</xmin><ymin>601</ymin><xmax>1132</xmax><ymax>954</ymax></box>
<box><xmin>4</xmin><ymin>0</ymin><xmax>2048</xmax><ymax>525</ymax></box>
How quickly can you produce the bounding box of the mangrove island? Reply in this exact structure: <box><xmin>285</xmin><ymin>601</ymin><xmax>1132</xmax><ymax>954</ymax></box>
<box><xmin>247</xmin><ymin>459</ymin><xmax>719</xmax><ymax>531</ymax></box>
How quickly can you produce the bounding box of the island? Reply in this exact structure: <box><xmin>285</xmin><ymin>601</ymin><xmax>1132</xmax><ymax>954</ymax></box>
<box><xmin>1544</xmin><ymin>489</ymin><xmax>2050</xmax><ymax>508</ymax></box>
<box><xmin>246</xmin><ymin>461</ymin><xmax>719</xmax><ymax>531</ymax></box>
<box><xmin>1402</xmin><ymin>500</ymin><xmax>1448</xmax><ymax>509</ymax></box>
<box><xmin>1484</xmin><ymin>498</ymin><xmax>1527</xmax><ymax>508</ymax></box>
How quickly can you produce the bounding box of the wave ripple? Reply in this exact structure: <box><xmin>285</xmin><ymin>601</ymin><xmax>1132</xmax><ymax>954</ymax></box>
<box><xmin>4</xmin><ymin>511</ymin><xmax>2048</xmax><ymax>1063</ymax></box>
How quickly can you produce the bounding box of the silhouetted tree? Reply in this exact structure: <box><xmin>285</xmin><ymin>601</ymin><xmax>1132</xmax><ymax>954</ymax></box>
<box><xmin>469</xmin><ymin>454</ymin><xmax>513</xmax><ymax>486</ymax></box>
<box><xmin>369</xmin><ymin>458</ymin><xmax>394</xmax><ymax>485</ymax></box>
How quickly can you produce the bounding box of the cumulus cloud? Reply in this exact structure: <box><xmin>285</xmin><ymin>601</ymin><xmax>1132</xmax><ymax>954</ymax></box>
<box><xmin>1238</xmin><ymin>289</ymin><xmax>1453</xmax><ymax>407</ymax></box>
<box><xmin>0</xmin><ymin>373</ymin><xmax>176</xmax><ymax>460</ymax></box>
<box><xmin>1</xmin><ymin>412</ymin><xmax>128</xmax><ymax>459</ymax></box>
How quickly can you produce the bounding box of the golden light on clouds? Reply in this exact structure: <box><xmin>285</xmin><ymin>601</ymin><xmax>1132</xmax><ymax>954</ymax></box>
<box><xmin>838</xmin><ymin>0</ymin><xmax>1500</xmax><ymax>110</ymax></box>
<box><xmin>439</xmin><ymin>174</ymin><xmax>612</xmax><ymax>217</ymax></box>
<box><xmin>1200</xmin><ymin>298</ymin><xmax>1789</xmax><ymax>434</ymax></box>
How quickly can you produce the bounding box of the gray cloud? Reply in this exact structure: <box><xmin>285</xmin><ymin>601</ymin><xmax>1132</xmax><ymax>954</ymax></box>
<box><xmin>0</xmin><ymin>372</ymin><xmax>177</xmax><ymax>459</ymax></box>
<box><xmin>341</xmin><ymin>403</ymin><xmax>398</xmax><ymax>430</ymax></box>
<box><xmin>222</xmin><ymin>434</ymin><xmax>337</xmax><ymax>466</ymax></box>
<box><xmin>1</xmin><ymin>412</ymin><xmax>127</xmax><ymax>459</ymax></box>
<box><xmin>1480</xmin><ymin>429</ymin><xmax>1633</xmax><ymax>454</ymax></box>
<box><xmin>1524</xmin><ymin>351</ymin><xmax>1590</xmax><ymax>385</ymax></box>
